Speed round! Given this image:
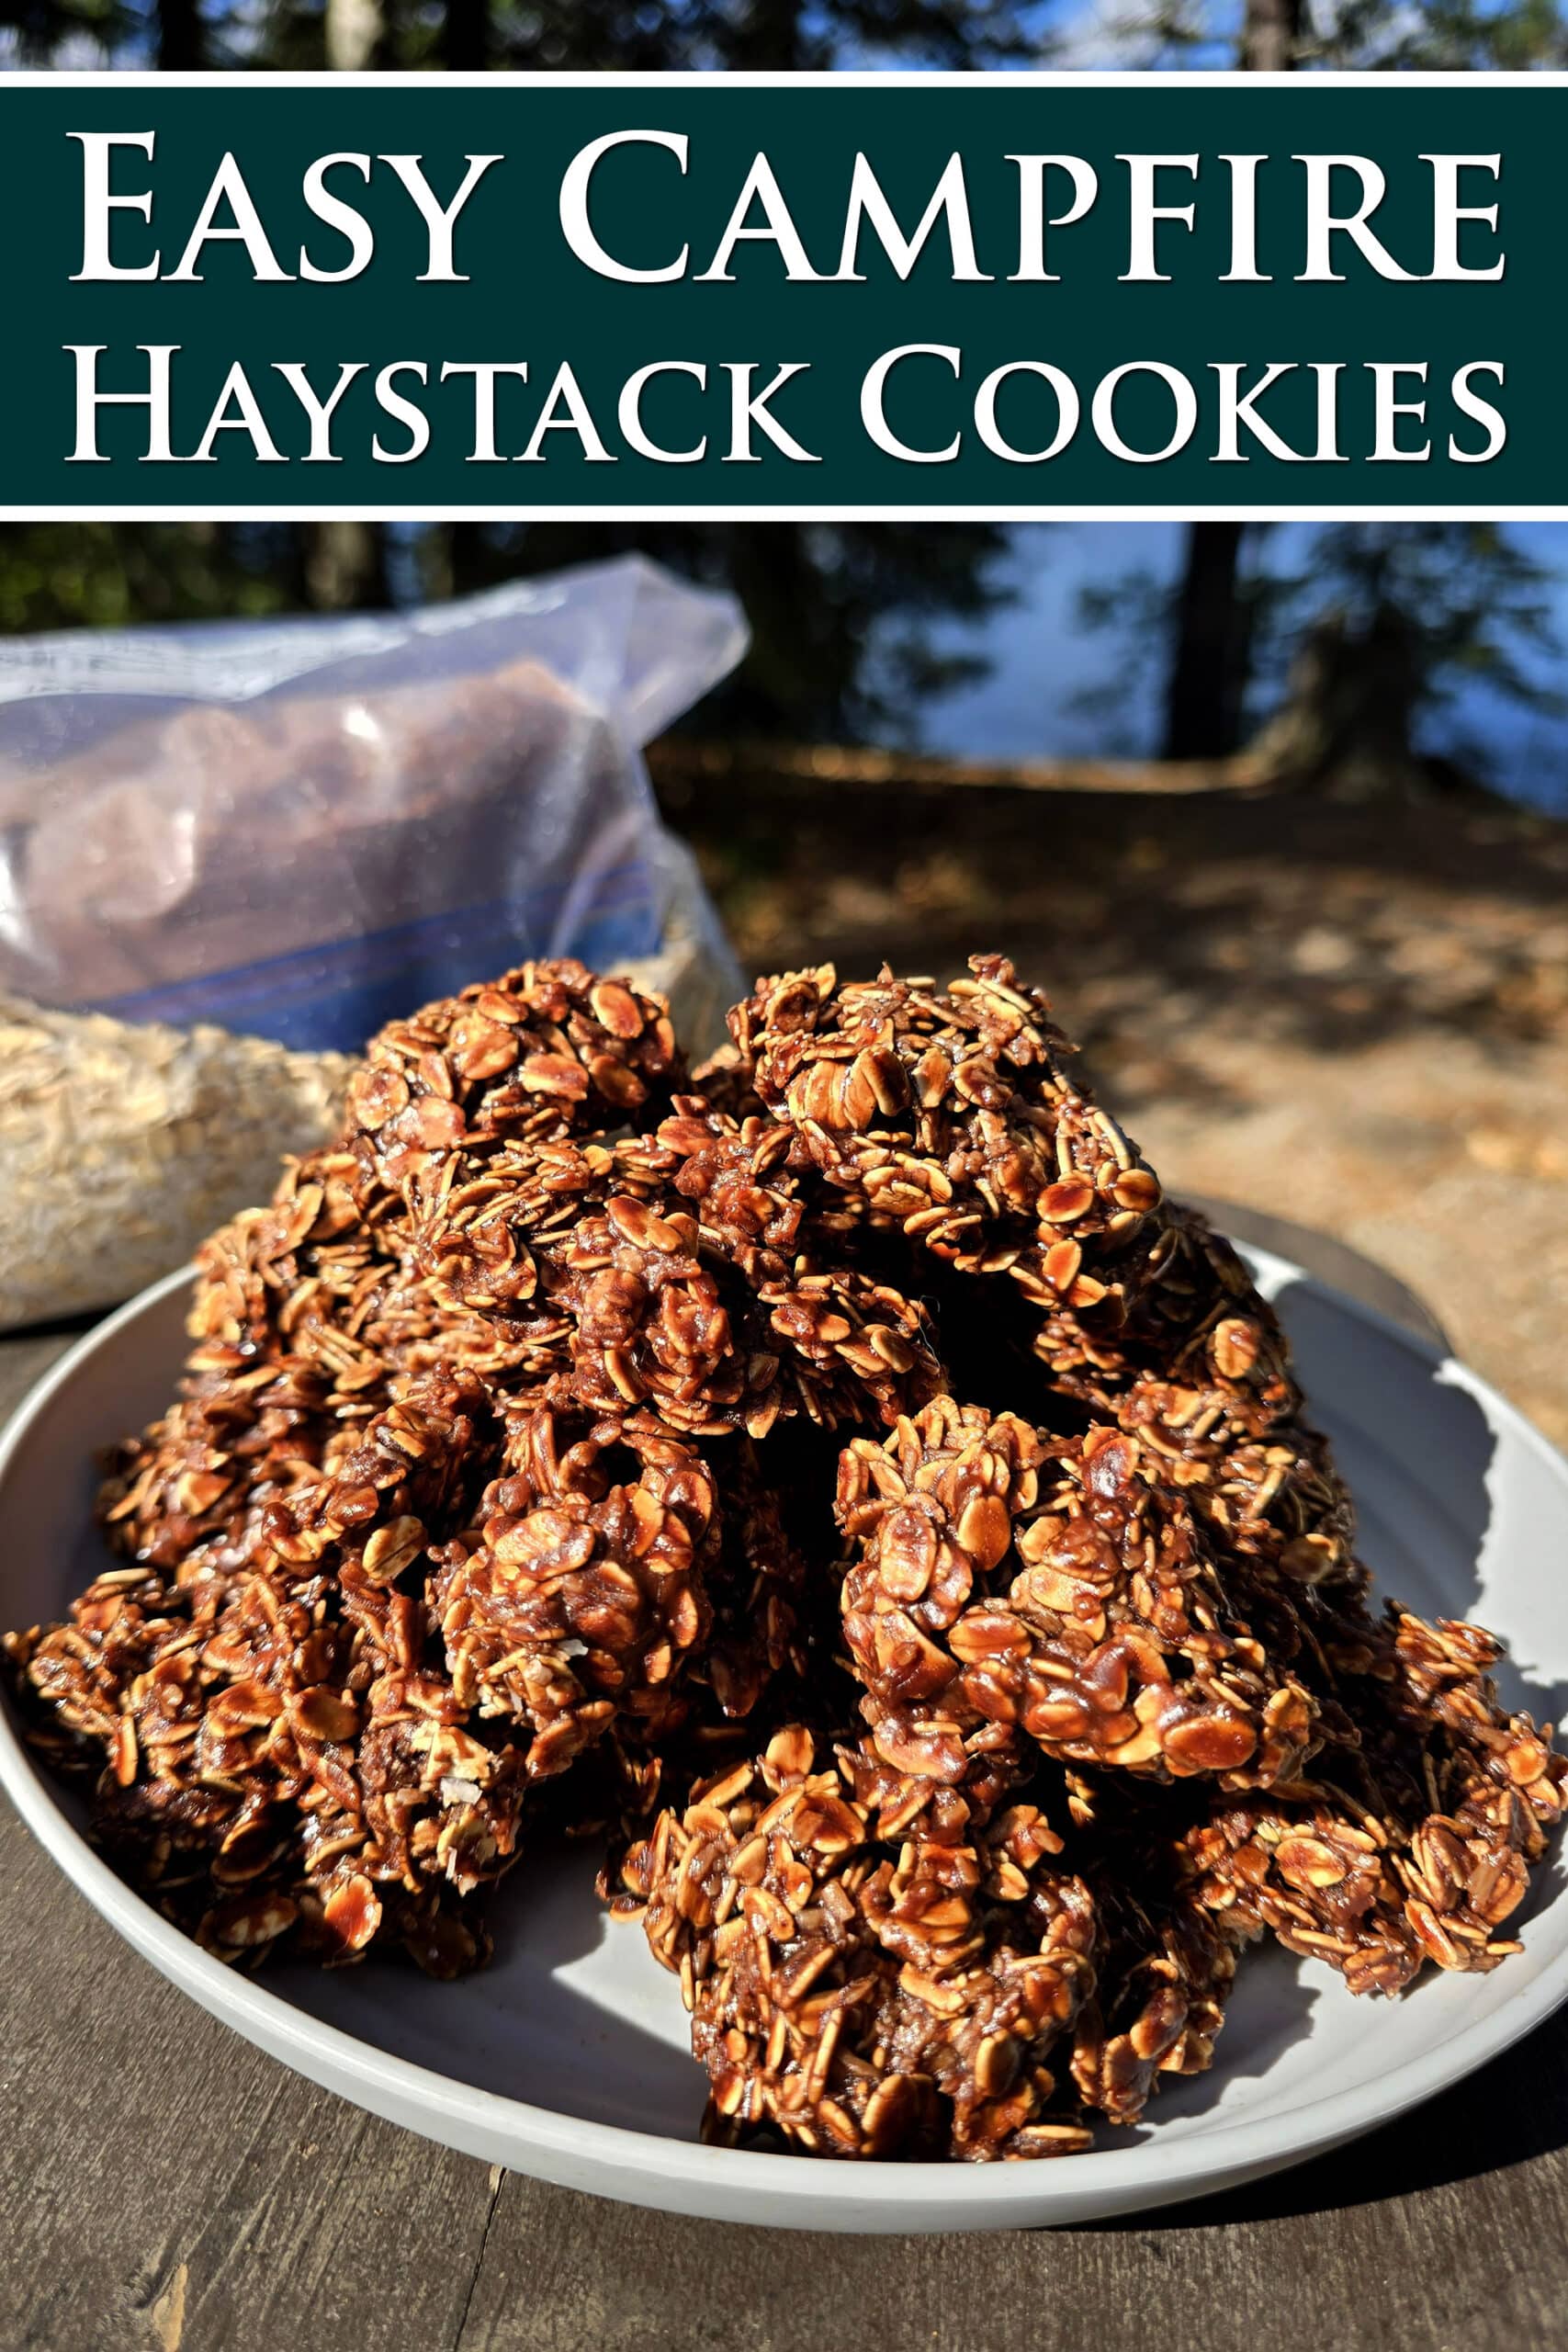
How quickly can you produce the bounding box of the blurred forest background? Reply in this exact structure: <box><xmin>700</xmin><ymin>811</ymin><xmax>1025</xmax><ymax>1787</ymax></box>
<box><xmin>5</xmin><ymin>0</ymin><xmax>1568</xmax><ymax>800</ymax></box>
<box><xmin>3</xmin><ymin>0</ymin><xmax>1567</xmax><ymax>1431</ymax></box>
<box><xmin>6</xmin><ymin>509</ymin><xmax>1567</xmax><ymax>1438</ymax></box>
<box><xmin>4</xmin><ymin>518</ymin><xmax>1563</xmax><ymax>808</ymax></box>
<box><xmin>1</xmin><ymin>0</ymin><xmax>1563</xmax><ymax>72</ymax></box>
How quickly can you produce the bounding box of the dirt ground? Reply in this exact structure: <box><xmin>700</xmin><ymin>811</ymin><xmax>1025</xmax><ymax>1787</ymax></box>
<box><xmin>662</xmin><ymin>766</ymin><xmax>1568</xmax><ymax>1449</ymax></box>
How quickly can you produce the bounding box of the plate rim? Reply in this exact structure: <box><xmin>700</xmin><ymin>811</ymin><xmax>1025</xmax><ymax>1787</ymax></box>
<box><xmin>3</xmin><ymin>1257</ymin><xmax>1567</xmax><ymax>2231</ymax></box>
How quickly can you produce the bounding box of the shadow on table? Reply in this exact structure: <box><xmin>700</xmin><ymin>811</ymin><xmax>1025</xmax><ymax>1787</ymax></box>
<box><xmin>1103</xmin><ymin>1996</ymin><xmax>1568</xmax><ymax>2231</ymax></box>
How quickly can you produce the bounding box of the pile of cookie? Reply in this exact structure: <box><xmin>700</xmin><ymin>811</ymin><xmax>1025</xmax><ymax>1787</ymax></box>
<box><xmin>9</xmin><ymin>956</ymin><xmax>1563</xmax><ymax>2160</ymax></box>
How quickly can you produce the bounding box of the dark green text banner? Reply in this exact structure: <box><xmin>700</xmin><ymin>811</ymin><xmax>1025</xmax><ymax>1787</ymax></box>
<box><xmin>1</xmin><ymin>75</ymin><xmax>1561</xmax><ymax>508</ymax></box>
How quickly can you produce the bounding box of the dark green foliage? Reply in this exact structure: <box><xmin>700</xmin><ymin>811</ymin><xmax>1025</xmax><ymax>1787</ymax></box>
<box><xmin>1260</xmin><ymin>522</ymin><xmax>1563</xmax><ymax>726</ymax></box>
<box><xmin>1109</xmin><ymin>0</ymin><xmax>1565</xmax><ymax>68</ymax></box>
<box><xmin>0</xmin><ymin>524</ymin><xmax>292</xmax><ymax>630</ymax></box>
<box><xmin>1081</xmin><ymin>521</ymin><xmax>1562</xmax><ymax>782</ymax></box>
<box><xmin>0</xmin><ymin>0</ymin><xmax>124</xmax><ymax>61</ymax></box>
<box><xmin>0</xmin><ymin>519</ymin><xmax>1014</xmax><ymax>743</ymax></box>
<box><xmin>483</xmin><ymin>0</ymin><xmax>1036</xmax><ymax>71</ymax></box>
<box><xmin>1</xmin><ymin>0</ymin><xmax>1042</xmax><ymax>71</ymax></box>
<box><xmin>1313</xmin><ymin>0</ymin><xmax>1567</xmax><ymax>64</ymax></box>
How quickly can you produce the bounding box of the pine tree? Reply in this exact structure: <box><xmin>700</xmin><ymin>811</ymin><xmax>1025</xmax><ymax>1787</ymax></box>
<box><xmin>1154</xmin><ymin>0</ymin><xmax>1564</xmax><ymax>756</ymax></box>
<box><xmin>1106</xmin><ymin>0</ymin><xmax>1564</xmax><ymax>71</ymax></box>
<box><xmin>225</xmin><ymin>0</ymin><xmax>1043</xmax><ymax>71</ymax></box>
<box><xmin>0</xmin><ymin>0</ymin><xmax>122</xmax><ymax>62</ymax></box>
<box><xmin>1249</xmin><ymin>523</ymin><xmax>1562</xmax><ymax>790</ymax></box>
<box><xmin>485</xmin><ymin>0</ymin><xmax>1034</xmax><ymax>71</ymax></box>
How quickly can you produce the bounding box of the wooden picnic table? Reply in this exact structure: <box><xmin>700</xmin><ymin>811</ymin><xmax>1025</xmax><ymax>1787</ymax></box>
<box><xmin>2</xmin><ymin>1206</ymin><xmax>1563</xmax><ymax>2352</ymax></box>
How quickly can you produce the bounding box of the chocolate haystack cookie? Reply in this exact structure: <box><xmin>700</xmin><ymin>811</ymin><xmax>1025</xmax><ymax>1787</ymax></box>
<box><xmin>7</xmin><ymin>953</ymin><xmax>1562</xmax><ymax>2165</ymax></box>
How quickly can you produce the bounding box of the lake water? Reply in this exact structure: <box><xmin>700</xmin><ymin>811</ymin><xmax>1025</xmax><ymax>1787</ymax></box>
<box><xmin>892</xmin><ymin>521</ymin><xmax>1568</xmax><ymax>814</ymax></box>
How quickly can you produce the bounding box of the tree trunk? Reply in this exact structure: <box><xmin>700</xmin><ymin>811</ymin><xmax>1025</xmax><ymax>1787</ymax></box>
<box><xmin>156</xmin><ymin>0</ymin><xmax>206</xmax><ymax>69</ymax></box>
<box><xmin>728</xmin><ymin>0</ymin><xmax>808</xmax><ymax>69</ymax></box>
<box><xmin>442</xmin><ymin>0</ymin><xmax>489</xmax><ymax>69</ymax></box>
<box><xmin>1162</xmin><ymin>523</ymin><xmax>1253</xmax><ymax>761</ymax></box>
<box><xmin>1158</xmin><ymin>1</ymin><xmax>1299</xmax><ymax>757</ymax></box>
<box><xmin>325</xmin><ymin>0</ymin><xmax>383</xmax><ymax>70</ymax></box>
<box><xmin>1244</xmin><ymin>607</ymin><xmax>1448</xmax><ymax>797</ymax></box>
<box><xmin>1239</xmin><ymin>0</ymin><xmax>1303</xmax><ymax>69</ymax></box>
<box><xmin>299</xmin><ymin>521</ymin><xmax>390</xmax><ymax>612</ymax></box>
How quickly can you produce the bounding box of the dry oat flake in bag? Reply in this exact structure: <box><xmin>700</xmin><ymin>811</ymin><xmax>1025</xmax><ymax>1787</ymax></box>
<box><xmin>0</xmin><ymin>558</ymin><xmax>746</xmax><ymax>1327</ymax></box>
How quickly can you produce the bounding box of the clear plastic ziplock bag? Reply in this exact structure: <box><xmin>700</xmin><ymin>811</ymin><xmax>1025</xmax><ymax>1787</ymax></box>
<box><xmin>0</xmin><ymin>556</ymin><xmax>749</xmax><ymax>1327</ymax></box>
<box><xmin>0</xmin><ymin>554</ymin><xmax>748</xmax><ymax>1052</ymax></box>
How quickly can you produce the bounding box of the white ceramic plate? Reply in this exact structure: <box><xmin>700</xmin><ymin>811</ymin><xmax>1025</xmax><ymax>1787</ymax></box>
<box><xmin>3</xmin><ymin>1253</ymin><xmax>1567</xmax><ymax>2233</ymax></box>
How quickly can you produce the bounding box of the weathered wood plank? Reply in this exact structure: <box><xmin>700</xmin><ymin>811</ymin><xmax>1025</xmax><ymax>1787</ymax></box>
<box><xmin>0</xmin><ymin>1792</ymin><xmax>499</xmax><ymax>2352</ymax></box>
<box><xmin>454</xmin><ymin>2032</ymin><xmax>1568</xmax><ymax>2352</ymax></box>
<box><xmin>2</xmin><ymin>1219</ymin><xmax>1565</xmax><ymax>2352</ymax></box>
<box><xmin>457</xmin><ymin>2017</ymin><xmax>1568</xmax><ymax>2352</ymax></box>
<box><xmin>0</xmin><ymin>1329</ymin><xmax>502</xmax><ymax>2352</ymax></box>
